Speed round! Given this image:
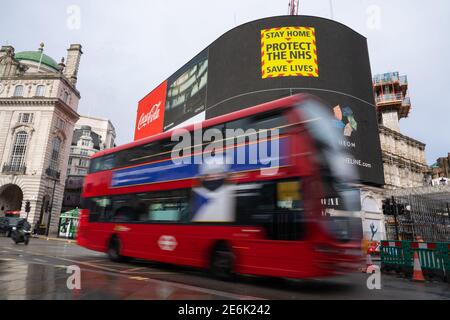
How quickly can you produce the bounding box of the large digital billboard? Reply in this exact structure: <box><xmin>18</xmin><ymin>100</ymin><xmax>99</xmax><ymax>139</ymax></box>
<box><xmin>135</xmin><ymin>15</ymin><xmax>384</xmax><ymax>186</ymax></box>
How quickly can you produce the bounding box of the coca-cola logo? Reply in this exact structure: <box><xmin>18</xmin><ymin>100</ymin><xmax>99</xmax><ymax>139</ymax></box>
<box><xmin>137</xmin><ymin>101</ymin><xmax>161</xmax><ymax>131</ymax></box>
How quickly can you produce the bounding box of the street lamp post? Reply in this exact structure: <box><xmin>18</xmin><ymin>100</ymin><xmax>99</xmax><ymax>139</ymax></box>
<box><xmin>392</xmin><ymin>196</ymin><xmax>400</xmax><ymax>241</ymax></box>
<box><xmin>46</xmin><ymin>178</ymin><xmax>57</xmax><ymax>236</ymax></box>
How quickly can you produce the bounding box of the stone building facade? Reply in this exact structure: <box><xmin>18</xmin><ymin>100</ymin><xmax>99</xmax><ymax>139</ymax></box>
<box><xmin>379</xmin><ymin>126</ymin><xmax>427</xmax><ymax>189</ymax></box>
<box><xmin>0</xmin><ymin>43</ymin><xmax>82</xmax><ymax>234</ymax></box>
<box><xmin>62</xmin><ymin>115</ymin><xmax>115</xmax><ymax>212</ymax></box>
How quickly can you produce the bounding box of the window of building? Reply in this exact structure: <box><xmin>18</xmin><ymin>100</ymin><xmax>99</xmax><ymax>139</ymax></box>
<box><xmin>10</xmin><ymin>131</ymin><xmax>28</xmax><ymax>169</ymax></box>
<box><xmin>19</xmin><ymin>113</ymin><xmax>34</xmax><ymax>124</ymax></box>
<box><xmin>81</xmin><ymin>139</ymin><xmax>90</xmax><ymax>147</ymax></box>
<box><xmin>50</xmin><ymin>137</ymin><xmax>61</xmax><ymax>171</ymax></box>
<box><xmin>63</xmin><ymin>91</ymin><xmax>69</xmax><ymax>103</ymax></box>
<box><xmin>13</xmin><ymin>85</ymin><xmax>24</xmax><ymax>97</ymax></box>
<box><xmin>79</xmin><ymin>159</ymin><xmax>88</xmax><ymax>167</ymax></box>
<box><xmin>55</xmin><ymin>118</ymin><xmax>65</xmax><ymax>130</ymax></box>
<box><xmin>82</xmin><ymin>129</ymin><xmax>90</xmax><ymax>136</ymax></box>
<box><xmin>77</xmin><ymin>168</ymin><xmax>87</xmax><ymax>175</ymax></box>
<box><xmin>36</xmin><ymin>85</ymin><xmax>45</xmax><ymax>97</ymax></box>
<box><xmin>80</xmin><ymin>149</ymin><xmax>88</xmax><ymax>156</ymax></box>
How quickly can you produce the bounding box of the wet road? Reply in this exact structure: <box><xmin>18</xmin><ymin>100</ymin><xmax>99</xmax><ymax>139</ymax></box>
<box><xmin>0</xmin><ymin>237</ymin><xmax>449</xmax><ymax>300</ymax></box>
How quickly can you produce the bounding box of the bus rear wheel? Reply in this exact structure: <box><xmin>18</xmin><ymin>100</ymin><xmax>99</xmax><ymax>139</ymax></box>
<box><xmin>107</xmin><ymin>236</ymin><xmax>128</xmax><ymax>262</ymax></box>
<box><xmin>210</xmin><ymin>243</ymin><xmax>235</xmax><ymax>280</ymax></box>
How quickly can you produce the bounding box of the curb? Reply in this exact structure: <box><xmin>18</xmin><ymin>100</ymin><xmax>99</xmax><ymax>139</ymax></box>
<box><xmin>33</xmin><ymin>235</ymin><xmax>75</xmax><ymax>244</ymax></box>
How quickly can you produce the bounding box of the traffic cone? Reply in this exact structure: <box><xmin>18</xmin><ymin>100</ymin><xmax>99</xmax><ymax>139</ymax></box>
<box><xmin>362</xmin><ymin>253</ymin><xmax>374</xmax><ymax>273</ymax></box>
<box><xmin>412</xmin><ymin>251</ymin><xmax>425</xmax><ymax>282</ymax></box>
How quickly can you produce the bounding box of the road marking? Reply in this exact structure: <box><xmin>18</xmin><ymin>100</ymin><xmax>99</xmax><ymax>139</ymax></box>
<box><xmin>120</xmin><ymin>267</ymin><xmax>146</xmax><ymax>273</ymax></box>
<box><xmin>90</xmin><ymin>262</ymin><xmax>128</xmax><ymax>268</ymax></box>
<box><xmin>122</xmin><ymin>268</ymin><xmax>175</xmax><ymax>275</ymax></box>
<box><xmin>84</xmin><ymin>259</ymin><xmax>107</xmax><ymax>263</ymax></box>
<box><xmin>129</xmin><ymin>276</ymin><xmax>149</xmax><ymax>281</ymax></box>
<box><xmin>33</xmin><ymin>258</ymin><xmax>47</xmax><ymax>263</ymax></box>
<box><xmin>0</xmin><ymin>258</ymin><xmax>16</xmax><ymax>261</ymax></box>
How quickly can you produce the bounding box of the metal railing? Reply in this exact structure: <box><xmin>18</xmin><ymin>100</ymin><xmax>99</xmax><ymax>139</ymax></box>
<box><xmin>373</xmin><ymin>72</ymin><xmax>400</xmax><ymax>85</ymax></box>
<box><xmin>400</xmin><ymin>75</ymin><xmax>408</xmax><ymax>86</ymax></box>
<box><xmin>45</xmin><ymin>167</ymin><xmax>61</xmax><ymax>180</ymax></box>
<box><xmin>402</xmin><ymin>97</ymin><xmax>411</xmax><ymax>106</ymax></box>
<box><xmin>373</xmin><ymin>73</ymin><xmax>409</xmax><ymax>86</ymax></box>
<box><xmin>384</xmin><ymin>194</ymin><xmax>450</xmax><ymax>242</ymax></box>
<box><xmin>375</xmin><ymin>93</ymin><xmax>403</xmax><ymax>104</ymax></box>
<box><xmin>2</xmin><ymin>163</ymin><xmax>26</xmax><ymax>174</ymax></box>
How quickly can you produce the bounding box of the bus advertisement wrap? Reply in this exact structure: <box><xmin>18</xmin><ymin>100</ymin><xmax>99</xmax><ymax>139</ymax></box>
<box><xmin>135</xmin><ymin>15</ymin><xmax>384</xmax><ymax>186</ymax></box>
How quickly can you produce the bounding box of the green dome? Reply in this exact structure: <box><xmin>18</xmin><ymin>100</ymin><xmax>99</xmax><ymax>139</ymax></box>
<box><xmin>15</xmin><ymin>51</ymin><xmax>60</xmax><ymax>71</ymax></box>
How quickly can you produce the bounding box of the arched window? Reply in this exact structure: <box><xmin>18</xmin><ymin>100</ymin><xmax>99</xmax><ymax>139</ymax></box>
<box><xmin>362</xmin><ymin>196</ymin><xmax>379</xmax><ymax>213</ymax></box>
<box><xmin>13</xmin><ymin>85</ymin><xmax>24</xmax><ymax>97</ymax></box>
<box><xmin>50</xmin><ymin>137</ymin><xmax>62</xmax><ymax>170</ymax></box>
<box><xmin>36</xmin><ymin>85</ymin><xmax>45</xmax><ymax>97</ymax></box>
<box><xmin>10</xmin><ymin>131</ymin><xmax>28</xmax><ymax>170</ymax></box>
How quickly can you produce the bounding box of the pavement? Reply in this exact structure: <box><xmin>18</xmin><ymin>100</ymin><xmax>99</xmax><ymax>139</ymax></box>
<box><xmin>0</xmin><ymin>236</ymin><xmax>449</xmax><ymax>300</ymax></box>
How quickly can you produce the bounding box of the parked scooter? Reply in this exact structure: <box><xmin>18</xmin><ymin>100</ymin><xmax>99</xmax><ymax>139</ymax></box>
<box><xmin>11</xmin><ymin>218</ymin><xmax>31</xmax><ymax>245</ymax></box>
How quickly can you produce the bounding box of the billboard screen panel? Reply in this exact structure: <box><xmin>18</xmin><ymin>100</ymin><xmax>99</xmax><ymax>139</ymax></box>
<box><xmin>134</xmin><ymin>80</ymin><xmax>167</xmax><ymax>140</ymax></box>
<box><xmin>163</xmin><ymin>49</ymin><xmax>208</xmax><ymax>131</ymax></box>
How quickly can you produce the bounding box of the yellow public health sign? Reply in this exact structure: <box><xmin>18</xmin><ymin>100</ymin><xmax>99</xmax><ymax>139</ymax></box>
<box><xmin>261</xmin><ymin>26</ymin><xmax>318</xmax><ymax>79</ymax></box>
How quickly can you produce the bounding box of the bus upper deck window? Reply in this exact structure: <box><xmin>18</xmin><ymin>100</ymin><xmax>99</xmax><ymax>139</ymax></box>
<box><xmin>102</xmin><ymin>154</ymin><xmax>115</xmax><ymax>170</ymax></box>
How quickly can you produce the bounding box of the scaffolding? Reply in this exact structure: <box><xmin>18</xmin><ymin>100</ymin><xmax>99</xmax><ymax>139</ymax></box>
<box><xmin>385</xmin><ymin>194</ymin><xmax>450</xmax><ymax>242</ymax></box>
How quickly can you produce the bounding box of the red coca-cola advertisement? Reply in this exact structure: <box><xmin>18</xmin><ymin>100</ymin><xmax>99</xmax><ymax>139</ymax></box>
<box><xmin>134</xmin><ymin>80</ymin><xmax>167</xmax><ymax>140</ymax></box>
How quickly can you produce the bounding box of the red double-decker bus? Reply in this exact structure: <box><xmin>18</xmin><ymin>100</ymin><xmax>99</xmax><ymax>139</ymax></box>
<box><xmin>77</xmin><ymin>94</ymin><xmax>363</xmax><ymax>279</ymax></box>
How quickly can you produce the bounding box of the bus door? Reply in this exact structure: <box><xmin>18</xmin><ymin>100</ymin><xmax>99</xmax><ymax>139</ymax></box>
<box><xmin>235</xmin><ymin>179</ymin><xmax>310</xmax><ymax>275</ymax></box>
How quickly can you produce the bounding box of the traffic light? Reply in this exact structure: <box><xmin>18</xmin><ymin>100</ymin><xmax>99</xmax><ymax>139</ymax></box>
<box><xmin>25</xmin><ymin>201</ymin><xmax>31</xmax><ymax>213</ymax></box>
<box><xmin>382</xmin><ymin>199</ymin><xmax>392</xmax><ymax>215</ymax></box>
<box><xmin>397</xmin><ymin>203</ymin><xmax>409</xmax><ymax>215</ymax></box>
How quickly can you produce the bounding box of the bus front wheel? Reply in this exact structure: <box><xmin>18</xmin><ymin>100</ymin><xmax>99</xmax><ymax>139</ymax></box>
<box><xmin>210</xmin><ymin>242</ymin><xmax>235</xmax><ymax>280</ymax></box>
<box><xmin>107</xmin><ymin>236</ymin><xmax>128</xmax><ymax>262</ymax></box>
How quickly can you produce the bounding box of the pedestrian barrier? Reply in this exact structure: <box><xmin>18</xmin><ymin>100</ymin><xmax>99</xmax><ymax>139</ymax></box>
<box><xmin>380</xmin><ymin>240</ymin><xmax>450</xmax><ymax>282</ymax></box>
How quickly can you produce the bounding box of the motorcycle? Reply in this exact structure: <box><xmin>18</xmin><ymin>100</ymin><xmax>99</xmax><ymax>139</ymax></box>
<box><xmin>11</xmin><ymin>219</ymin><xmax>31</xmax><ymax>245</ymax></box>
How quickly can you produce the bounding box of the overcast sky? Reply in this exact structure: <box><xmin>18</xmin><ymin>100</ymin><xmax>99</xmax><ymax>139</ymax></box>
<box><xmin>1</xmin><ymin>0</ymin><xmax>449</xmax><ymax>164</ymax></box>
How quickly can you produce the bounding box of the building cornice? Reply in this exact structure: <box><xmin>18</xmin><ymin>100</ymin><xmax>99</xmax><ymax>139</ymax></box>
<box><xmin>379</xmin><ymin>125</ymin><xmax>426</xmax><ymax>148</ymax></box>
<box><xmin>382</xmin><ymin>152</ymin><xmax>428</xmax><ymax>170</ymax></box>
<box><xmin>0</xmin><ymin>73</ymin><xmax>81</xmax><ymax>98</ymax></box>
<box><xmin>0</xmin><ymin>97</ymin><xmax>79</xmax><ymax>121</ymax></box>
